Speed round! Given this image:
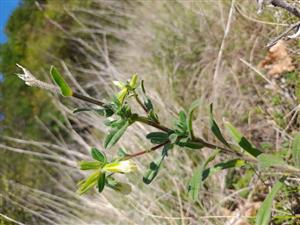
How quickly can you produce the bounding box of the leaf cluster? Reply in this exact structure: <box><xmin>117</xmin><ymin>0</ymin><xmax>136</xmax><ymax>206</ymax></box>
<box><xmin>23</xmin><ymin>66</ymin><xmax>300</xmax><ymax>223</ymax></box>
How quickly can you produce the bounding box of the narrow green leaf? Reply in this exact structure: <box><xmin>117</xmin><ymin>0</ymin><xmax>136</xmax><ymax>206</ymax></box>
<box><xmin>116</xmin><ymin>87</ymin><xmax>128</xmax><ymax>104</ymax></box>
<box><xmin>106</xmin><ymin>119</ymin><xmax>125</xmax><ymax>128</ymax></box>
<box><xmin>148</xmin><ymin>109</ymin><xmax>159</xmax><ymax>123</ymax></box>
<box><xmin>209</xmin><ymin>104</ymin><xmax>229</xmax><ymax>147</ymax></box>
<box><xmin>79</xmin><ymin>161</ymin><xmax>102</xmax><ymax>170</ymax></box>
<box><xmin>292</xmin><ymin>133</ymin><xmax>300</xmax><ymax>168</ymax></box>
<box><xmin>143</xmin><ymin>160</ymin><xmax>161</xmax><ymax>184</ymax></box>
<box><xmin>257</xmin><ymin>153</ymin><xmax>285</xmax><ymax>169</ymax></box>
<box><xmin>144</xmin><ymin>98</ymin><xmax>153</xmax><ymax>111</ymax></box>
<box><xmin>255</xmin><ymin>177</ymin><xmax>285</xmax><ymax>225</ymax></box>
<box><xmin>187</xmin><ymin>99</ymin><xmax>201</xmax><ymax>139</ymax></box>
<box><xmin>178</xmin><ymin>111</ymin><xmax>187</xmax><ymax>125</ymax></box>
<box><xmin>116</xmin><ymin>104</ymin><xmax>132</xmax><ymax>118</ymax></box>
<box><xmin>143</xmin><ymin>144</ymin><xmax>171</xmax><ymax>184</ymax></box>
<box><xmin>225</xmin><ymin>121</ymin><xmax>262</xmax><ymax>157</ymax></box>
<box><xmin>96</xmin><ymin>106</ymin><xmax>115</xmax><ymax>117</ymax></box>
<box><xmin>129</xmin><ymin>74</ymin><xmax>138</xmax><ymax>89</ymax></box>
<box><xmin>146</xmin><ymin>132</ymin><xmax>169</xmax><ymax>144</ymax></box>
<box><xmin>77</xmin><ymin>170</ymin><xmax>100</xmax><ymax>195</ymax></box>
<box><xmin>188</xmin><ymin>149</ymin><xmax>219</xmax><ymax>201</ymax></box>
<box><xmin>104</xmin><ymin>120</ymin><xmax>130</xmax><ymax>149</ymax></box>
<box><xmin>141</xmin><ymin>80</ymin><xmax>146</xmax><ymax>94</ymax></box>
<box><xmin>97</xmin><ymin>172</ymin><xmax>106</xmax><ymax>193</ymax></box>
<box><xmin>163</xmin><ymin>143</ymin><xmax>173</xmax><ymax>157</ymax></box>
<box><xmin>50</xmin><ymin>66</ymin><xmax>73</xmax><ymax>96</ymax></box>
<box><xmin>202</xmin><ymin>159</ymin><xmax>246</xmax><ymax>182</ymax></box>
<box><xmin>91</xmin><ymin>148</ymin><xmax>106</xmax><ymax>162</ymax></box>
<box><xmin>73</xmin><ymin>108</ymin><xmax>94</xmax><ymax>113</ymax></box>
<box><xmin>175</xmin><ymin>111</ymin><xmax>188</xmax><ymax>134</ymax></box>
<box><xmin>73</xmin><ymin>106</ymin><xmax>114</xmax><ymax>117</ymax></box>
<box><xmin>177</xmin><ymin>140</ymin><xmax>204</xmax><ymax>149</ymax></box>
<box><xmin>112</xmin><ymin>95</ymin><xmax>122</xmax><ymax>108</ymax></box>
<box><xmin>188</xmin><ymin>164</ymin><xmax>202</xmax><ymax>202</ymax></box>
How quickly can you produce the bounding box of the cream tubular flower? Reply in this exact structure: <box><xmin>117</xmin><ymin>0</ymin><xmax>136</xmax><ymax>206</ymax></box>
<box><xmin>102</xmin><ymin>160</ymin><xmax>137</xmax><ymax>173</ymax></box>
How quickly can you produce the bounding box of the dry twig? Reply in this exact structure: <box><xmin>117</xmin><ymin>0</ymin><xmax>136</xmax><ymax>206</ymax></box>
<box><xmin>258</xmin><ymin>0</ymin><xmax>300</xmax><ymax>47</ymax></box>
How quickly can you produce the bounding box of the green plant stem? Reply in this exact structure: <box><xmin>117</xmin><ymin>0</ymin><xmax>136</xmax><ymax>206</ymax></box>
<box><xmin>193</xmin><ymin>137</ymin><xmax>242</xmax><ymax>156</ymax></box>
<box><xmin>71</xmin><ymin>92</ymin><xmax>300</xmax><ymax>174</ymax></box>
<box><xmin>135</xmin><ymin>116</ymin><xmax>171</xmax><ymax>133</ymax></box>
<box><xmin>133</xmin><ymin>91</ymin><xmax>148</xmax><ymax>113</ymax></box>
<box><xmin>124</xmin><ymin>141</ymin><xmax>169</xmax><ymax>160</ymax></box>
<box><xmin>73</xmin><ymin>92</ymin><xmax>105</xmax><ymax>107</ymax></box>
<box><xmin>135</xmin><ymin>118</ymin><xmax>300</xmax><ymax>174</ymax></box>
<box><xmin>135</xmin><ymin>115</ymin><xmax>243</xmax><ymax>157</ymax></box>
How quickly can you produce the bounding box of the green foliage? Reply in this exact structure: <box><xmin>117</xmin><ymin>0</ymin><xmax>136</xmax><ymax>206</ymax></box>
<box><xmin>209</xmin><ymin>104</ymin><xmax>230</xmax><ymax>147</ymax></box>
<box><xmin>225</xmin><ymin>121</ymin><xmax>262</xmax><ymax>157</ymax></box>
<box><xmin>188</xmin><ymin>149</ymin><xmax>219</xmax><ymax>202</ymax></box>
<box><xmin>187</xmin><ymin>99</ymin><xmax>200</xmax><ymax>139</ymax></box>
<box><xmin>50</xmin><ymin>66</ymin><xmax>73</xmax><ymax>96</ymax></box>
<box><xmin>146</xmin><ymin>132</ymin><xmax>169</xmax><ymax>144</ymax></box>
<box><xmin>9</xmin><ymin>8</ymin><xmax>300</xmax><ymax>219</ymax></box>
<box><xmin>77</xmin><ymin>170</ymin><xmax>101</xmax><ymax>195</ymax></box>
<box><xmin>9</xmin><ymin>57</ymin><xmax>300</xmax><ymax>225</ymax></box>
<box><xmin>257</xmin><ymin>153</ymin><xmax>285</xmax><ymax>169</ymax></box>
<box><xmin>255</xmin><ymin>177</ymin><xmax>286</xmax><ymax>225</ymax></box>
<box><xmin>177</xmin><ymin>139</ymin><xmax>203</xmax><ymax>149</ymax></box>
<box><xmin>140</xmin><ymin>80</ymin><xmax>159</xmax><ymax>123</ymax></box>
<box><xmin>79</xmin><ymin>161</ymin><xmax>102</xmax><ymax>170</ymax></box>
<box><xmin>175</xmin><ymin>111</ymin><xmax>188</xmax><ymax>135</ymax></box>
<box><xmin>17</xmin><ymin>69</ymin><xmax>300</xmax><ymax>225</ymax></box>
<box><xmin>91</xmin><ymin>148</ymin><xmax>107</xmax><ymax>162</ymax></box>
<box><xmin>97</xmin><ymin>173</ymin><xmax>106</xmax><ymax>193</ymax></box>
<box><xmin>143</xmin><ymin>144</ymin><xmax>172</xmax><ymax>184</ymax></box>
<box><xmin>104</xmin><ymin>120</ymin><xmax>130</xmax><ymax>149</ymax></box>
<box><xmin>78</xmin><ymin>148</ymin><xmax>135</xmax><ymax>195</ymax></box>
<box><xmin>230</xmin><ymin>169</ymin><xmax>254</xmax><ymax>198</ymax></box>
<box><xmin>292</xmin><ymin>133</ymin><xmax>300</xmax><ymax>168</ymax></box>
<box><xmin>201</xmin><ymin>159</ymin><xmax>246</xmax><ymax>182</ymax></box>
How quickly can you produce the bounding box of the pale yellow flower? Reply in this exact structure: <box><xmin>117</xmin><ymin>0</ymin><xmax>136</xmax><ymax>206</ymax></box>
<box><xmin>102</xmin><ymin>160</ymin><xmax>137</xmax><ymax>173</ymax></box>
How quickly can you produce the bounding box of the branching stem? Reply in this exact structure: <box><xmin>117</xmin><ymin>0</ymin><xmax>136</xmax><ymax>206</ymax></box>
<box><xmin>133</xmin><ymin>91</ymin><xmax>148</xmax><ymax>113</ymax></box>
<box><xmin>124</xmin><ymin>141</ymin><xmax>169</xmax><ymax>159</ymax></box>
<box><xmin>71</xmin><ymin>91</ymin><xmax>300</xmax><ymax>174</ymax></box>
<box><xmin>135</xmin><ymin>116</ymin><xmax>171</xmax><ymax>133</ymax></box>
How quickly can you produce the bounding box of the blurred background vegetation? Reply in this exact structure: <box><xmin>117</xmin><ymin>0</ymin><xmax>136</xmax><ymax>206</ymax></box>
<box><xmin>0</xmin><ymin>0</ymin><xmax>300</xmax><ymax>224</ymax></box>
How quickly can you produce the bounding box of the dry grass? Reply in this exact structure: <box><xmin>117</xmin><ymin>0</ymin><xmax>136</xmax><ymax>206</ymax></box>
<box><xmin>1</xmin><ymin>0</ymin><xmax>300</xmax><ymax>224</ymax></box>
